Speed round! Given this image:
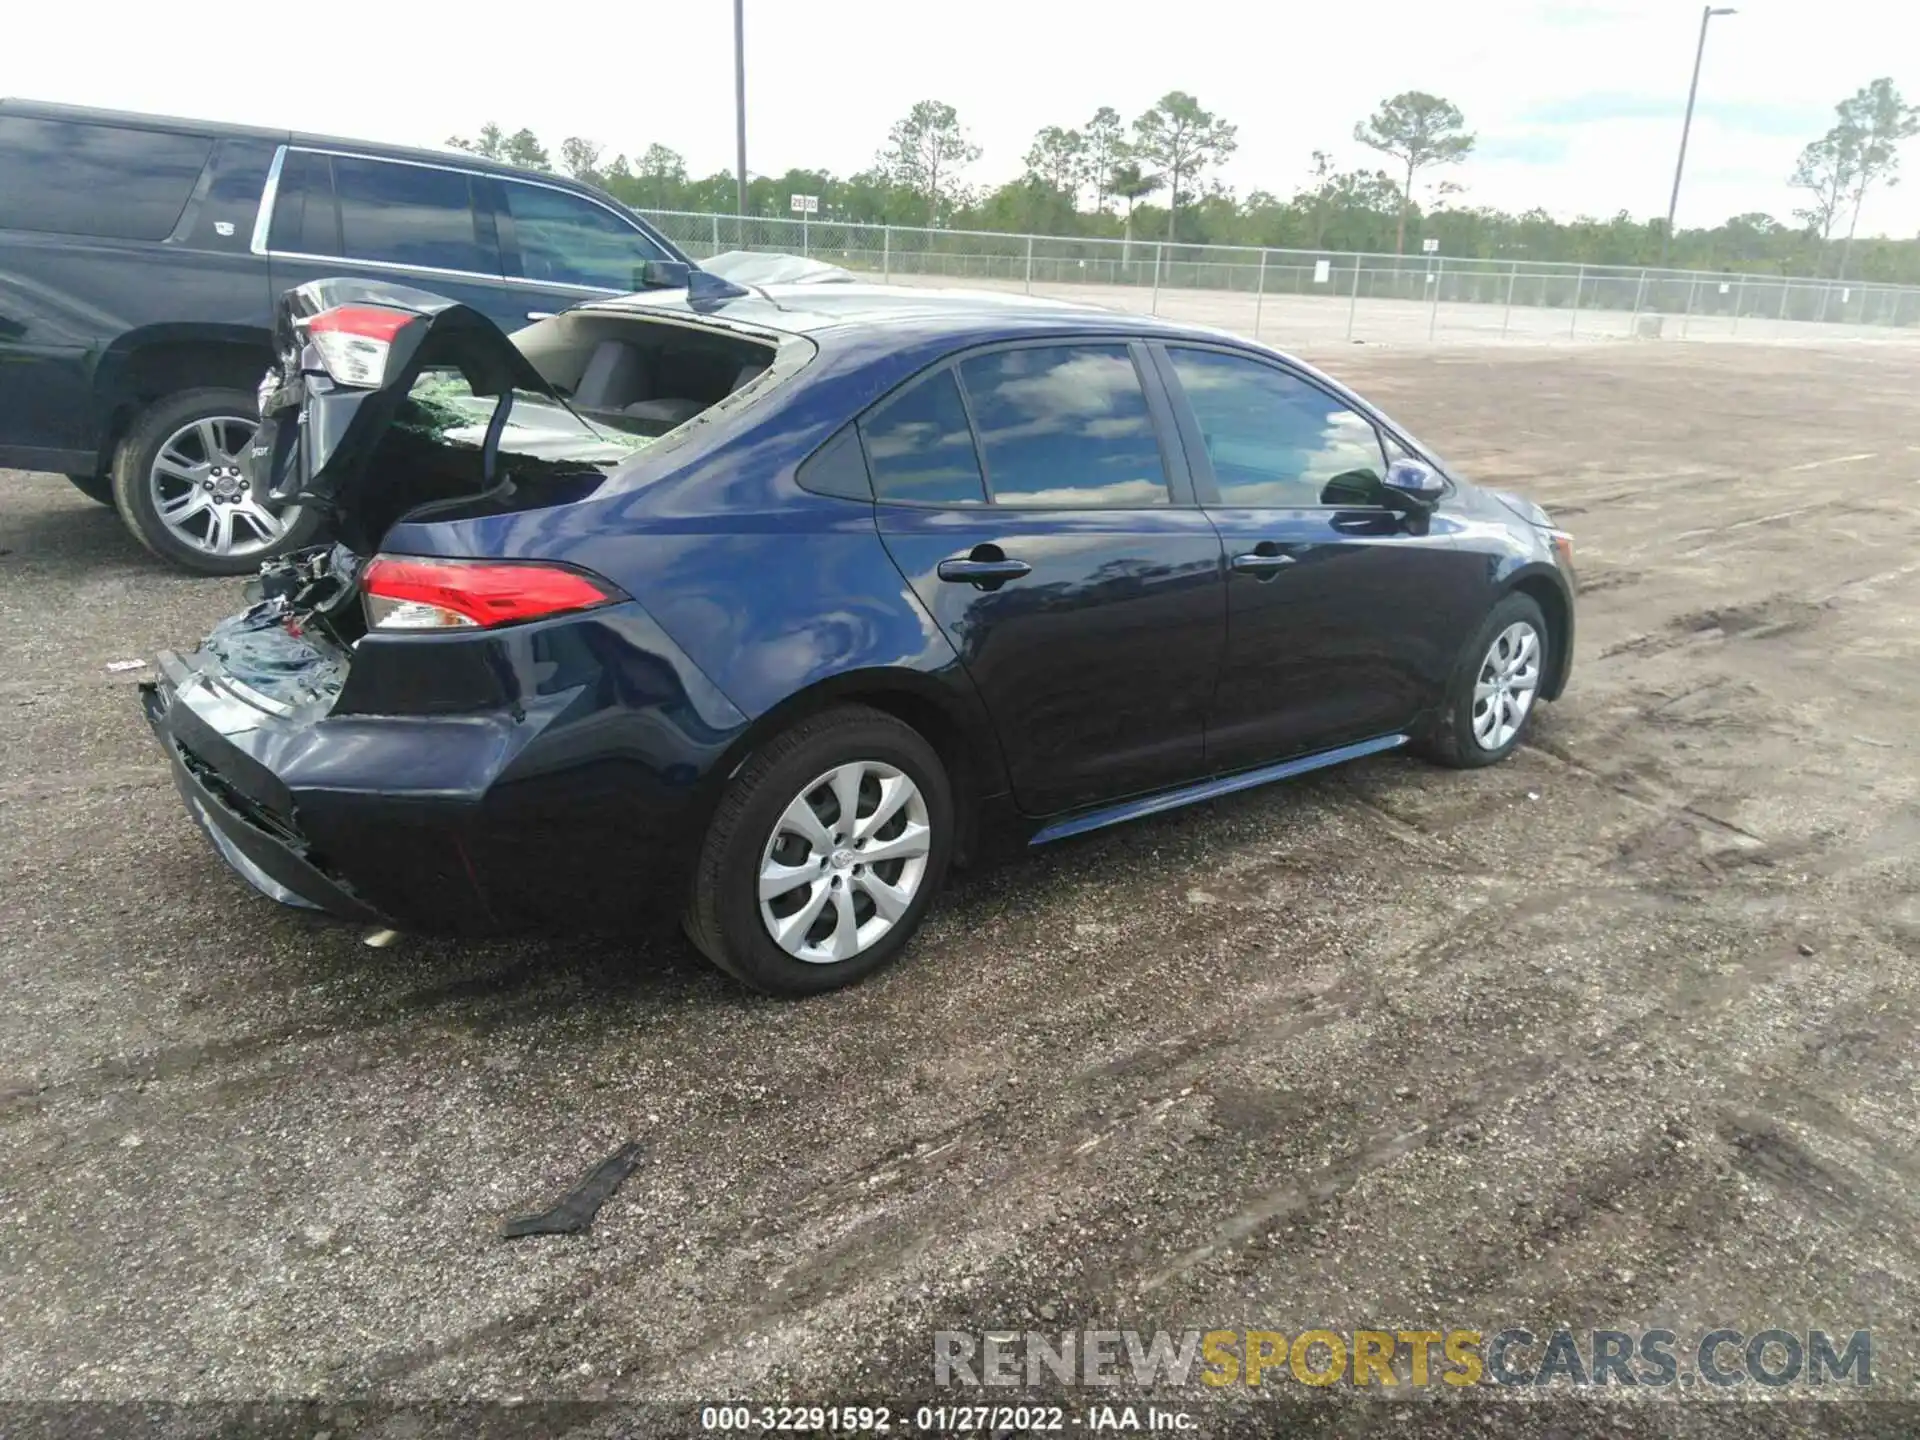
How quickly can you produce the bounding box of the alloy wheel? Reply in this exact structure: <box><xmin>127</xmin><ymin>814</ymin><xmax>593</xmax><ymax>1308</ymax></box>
<box><xmin>1471</xmin><ymin>620</ymin><xmax>1541</xmax><ymax>751</ymax></box>
<box><xmin>148</xmin><ymin>415</ymin><xmax>292</xmax><ymax>560</ymax></box>
<box><xmin>758</xmin><ymin>760</ymin><xmax>932</xmax><ymax>965</ymax></box>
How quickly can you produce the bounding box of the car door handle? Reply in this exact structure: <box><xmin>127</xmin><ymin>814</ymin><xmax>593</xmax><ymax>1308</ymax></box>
<box><xmin>938</xmin><ymin>558</ymin><xmax>1032</xmax><ymax>584</ymax></box>
<box><xmin>1231</xmin><ymin>550</ymin><xmax>1297</xmax><ymax>575</ymax></box>
<box><xmin>527</xmin><ymin>310</ymin><xmax>557</xmax><ymax>321</ymax></box>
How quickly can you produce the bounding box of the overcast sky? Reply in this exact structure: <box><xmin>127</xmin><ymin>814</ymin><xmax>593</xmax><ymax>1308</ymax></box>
<box><xmin>8</xmin><ymin>0</ymin><xmax>1919</xmax><ymax>235</ymax></box>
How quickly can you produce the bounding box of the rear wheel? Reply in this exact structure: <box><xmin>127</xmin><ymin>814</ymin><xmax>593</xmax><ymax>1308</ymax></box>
<box><xmin>110</xmin><ymin>388</ymin><xmax>319</xmax><ymax>575</ymax></box>
<box><xmin>1419</xmin><ymin>593</ymin><xmax>1549</xmax><ymax>768</ymax></box>
<box><xmin>685</xmin><ymin>705</ymin><xmax>953</xmax><ymax>996</ymax></box>
<box><xmin>66</xmin><ymin>473</ymin><xmax>113</xmax><ymax>506</ymax></box>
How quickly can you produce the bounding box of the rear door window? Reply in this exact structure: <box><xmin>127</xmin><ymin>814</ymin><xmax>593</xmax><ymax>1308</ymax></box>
<box><xmin>957</xmin><ymin>344</ymin><xmax>1169</xmax><ymax>506</ymax></box>
<box><xmin>331</xmin><ymin>156</ymin><xmax>492</xmax><ymax>274</ymax></box>
<box><xmin>500</xmin><ymin>181</ymin><xmax>668</xmax><ymax>290</ymax></box>
<box><xmin>0</xmin><ymin>116</ymin><xmax>210</xmax><ymax>241</ymax></box>
<box><xmin>859</xmin><ymin>369</ymin><xmax>987</xmax><ymax>505</ymax></box>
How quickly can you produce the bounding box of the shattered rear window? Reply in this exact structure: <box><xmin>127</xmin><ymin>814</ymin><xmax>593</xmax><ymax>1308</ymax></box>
<box><xmin>401</xmin><ymin>369</ymin><xmax>652</xmax><ymax>466</ymax></box>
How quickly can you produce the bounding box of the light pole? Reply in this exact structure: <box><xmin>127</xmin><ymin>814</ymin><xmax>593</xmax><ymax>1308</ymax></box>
<box><xmin>1659</xmin><ymin>5</ymin><xmax>1736</xmax><ymax>271</ymax></box>
<box><xmin>733</xmin><ymin>0</ymin><xmax>748</xmax><ymax>216</ymax></box>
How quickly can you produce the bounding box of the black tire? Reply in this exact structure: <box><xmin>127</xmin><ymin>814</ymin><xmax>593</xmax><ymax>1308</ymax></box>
<box><xmin>109</xmin><ymin>388</ymin><xmax>321</xmax><ymax>575</ymax></box>
<box><xmin>65</xmin><ymin>472</ymin><xmax>113</xmax><ymax>506</ymax></box>
<box><xmin>1419</xmin><ymin>592</ymin><xmax>1551</xmax><ymax>769</ymax></box>
<box><xmin>684</xmin><ymin>705</ymin><xmax>954</xmax><ymax>997</ymax></box>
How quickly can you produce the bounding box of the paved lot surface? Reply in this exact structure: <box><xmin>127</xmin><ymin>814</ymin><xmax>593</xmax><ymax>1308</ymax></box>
<box><xmin>879</xmin><ymin>269</ymin><xmax>1920</xmax><ymax>350</ymax></box>
<box><xmin>3</xmin><ymin>343</ymin><xmax>1919</xmax><ymax>1435</ymax></box>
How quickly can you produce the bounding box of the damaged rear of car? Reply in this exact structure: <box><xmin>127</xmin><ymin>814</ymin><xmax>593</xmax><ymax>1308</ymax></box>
<box><xmin>140</xmin><ymin>277</ymin><xmax>794</xmax><ymax>932</ymax></box>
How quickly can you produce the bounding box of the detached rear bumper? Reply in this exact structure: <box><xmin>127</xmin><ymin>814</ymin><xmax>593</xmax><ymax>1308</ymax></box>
<box><xmin>141</xmin><ymin>651</ymin><xmax>386</xmax><ymax>924</ymax></box>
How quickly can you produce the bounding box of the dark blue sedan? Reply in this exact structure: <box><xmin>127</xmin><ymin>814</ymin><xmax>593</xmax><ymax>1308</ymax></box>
<box><xmin>141</xmin><ymin>268</ymin><xmax>1576</xmax><ymax>995</ymax></box>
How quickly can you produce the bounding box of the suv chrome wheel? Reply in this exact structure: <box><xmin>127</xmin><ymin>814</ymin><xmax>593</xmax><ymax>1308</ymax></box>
<box><xmin>1472</xmin><ymin>620</ymin><xmax>1541</xmax><ymax>751</ymax></box>
<box><xmin>758</xmin><ymin>760</ymin><xmax>932</xmax><ymax>964</ymax></box>
<box><xmin>149</xmin><ymin>414</ymin><xmax>291</xmax><ymax>559</ymax></box>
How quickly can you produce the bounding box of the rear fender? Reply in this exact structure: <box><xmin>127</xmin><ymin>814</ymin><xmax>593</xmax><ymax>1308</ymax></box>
<box><xmin>709</xmin><ymin>665</ymin><xmax>1009</xmax><ymax>865</ymax></box>
<box><xmin>89</xmin><ymin>323</ymin><xmax>275</xmax><ymax>468</ymax></box>
<box><xmin>719</xmin><ymin>666</ymin><xmax>1004</xmax><ymax>788</ymax></box>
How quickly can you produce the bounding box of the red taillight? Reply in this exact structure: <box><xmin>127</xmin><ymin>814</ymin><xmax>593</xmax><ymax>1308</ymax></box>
<box><xmin>362</xmin><ymin>556</ymin><xmax>622</xmax><ymax>631</ymax></box>
<box><xmin>308</xmin><ymin>305</ymin><xmax>414</xmax><ymax>342</ymax></box>
<box><xmin>304</xmin><ymin>305</ymin><xmax>414</xmax><ymax>387</ymax></box>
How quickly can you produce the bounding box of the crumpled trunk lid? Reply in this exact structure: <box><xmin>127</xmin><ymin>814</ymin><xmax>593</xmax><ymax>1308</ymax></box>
<box><xmin>248</xmin><ymin>278</ymin><xmax>566</xmax><ymax>556</ymax></box>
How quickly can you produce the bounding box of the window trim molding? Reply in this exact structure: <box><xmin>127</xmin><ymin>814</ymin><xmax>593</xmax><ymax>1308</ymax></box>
<box><xmin>248</xmin><ymin>143</ymin><xmax>286</xmax><ymax>254</ymax></box>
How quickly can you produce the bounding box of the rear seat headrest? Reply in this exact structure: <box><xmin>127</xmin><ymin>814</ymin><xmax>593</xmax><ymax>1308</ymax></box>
<box><xmin>572</xmin><ymin>341</ymin><xmax>645</xmax><ymax>411</ymax></box>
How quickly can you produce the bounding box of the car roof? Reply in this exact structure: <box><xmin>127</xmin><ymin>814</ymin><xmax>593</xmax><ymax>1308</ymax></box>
<box><xmin>585</xmin><ymin>280</ymin><xmax>1251</xmax><ymax>350</ymax></box>
<box><xmin>0</xmin><ymin>98</ymin><xmax>606</xmax><ymax>191</ymax></box>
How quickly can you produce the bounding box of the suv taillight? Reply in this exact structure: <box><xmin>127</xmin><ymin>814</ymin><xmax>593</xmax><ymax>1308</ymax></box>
<box><xmin>362</xmin><ymin>556</ymin><xmax>624</xmax><ymax>631</ymax></box>
<box><xmin>305</xmin><ymin>304</ymin><xmax>414</xmax><ymax>387</ymax></box>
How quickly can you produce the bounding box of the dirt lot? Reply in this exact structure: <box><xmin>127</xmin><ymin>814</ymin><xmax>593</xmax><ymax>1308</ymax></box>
<box><xmin>2</xmin><ymin>342</ymin><xmax>1918</xmax><ymax>1436</ymax></box>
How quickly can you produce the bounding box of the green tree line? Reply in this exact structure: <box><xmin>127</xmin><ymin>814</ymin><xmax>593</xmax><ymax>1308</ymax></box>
<box><xmin>449</xmin><ymin>79</ymin><xmax>1920</xmax><ymax>284</ymax></box>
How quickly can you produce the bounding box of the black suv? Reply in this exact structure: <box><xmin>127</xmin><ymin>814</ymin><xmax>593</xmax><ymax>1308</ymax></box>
<box><xmin>0</xmin><ymin>100</ymin><xmax>690</xmax><ymax>573</ymax></box>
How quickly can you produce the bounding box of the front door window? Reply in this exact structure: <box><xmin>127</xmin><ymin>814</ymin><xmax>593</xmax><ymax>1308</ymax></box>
<box><xmin>501</xmin><ymin>182</ymin><xmax>668</xmax><ymax>290</ymax></box>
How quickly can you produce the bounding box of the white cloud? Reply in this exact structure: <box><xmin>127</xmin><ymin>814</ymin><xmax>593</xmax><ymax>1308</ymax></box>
<box><xmin>6</xmin><ymin>0</ymin><xmax>1918</xmax><ymax>234</ymax></box>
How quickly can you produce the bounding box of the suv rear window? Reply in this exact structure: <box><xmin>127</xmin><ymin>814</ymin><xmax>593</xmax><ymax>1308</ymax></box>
<box><xmin>0</xmin><ymin>117</ymin><xmax>211</xmax><ymax>241</ymax></box>
<box><xmin>331</xmin><ymin>156</ymin><xmax>491</xmax><ymax>274</ymax></box>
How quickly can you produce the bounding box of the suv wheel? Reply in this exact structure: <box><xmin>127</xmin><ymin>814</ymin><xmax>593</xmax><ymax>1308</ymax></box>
<box><xmin>685</xmin><ymin>705</ymin><xmax>954</xmax><ymax>996</ymax></box>
<box><xmin>110</xmin><ymin>388</ymin><xmax>319</xmax><ymax>575</ymax></box>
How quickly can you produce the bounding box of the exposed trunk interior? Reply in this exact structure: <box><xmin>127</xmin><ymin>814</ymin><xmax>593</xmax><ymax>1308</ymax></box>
<box><xmin>254</xmin><ymin>279</ymin><xmax>784</xmax><ymax>560</ymax></box>
<box><xmin>232</xmin><ymin>282</ymin><xmax>786</xmax><ymax>713</ymax></box>
<box><xmin>321</xmin><ymin>316</ymin><xmax>779</xmax><ymax>552</ymax></box>
<box><xmin>518</xmin><ymin>312</ymin><xmax>777</xmax><ymax>432</ymax></box>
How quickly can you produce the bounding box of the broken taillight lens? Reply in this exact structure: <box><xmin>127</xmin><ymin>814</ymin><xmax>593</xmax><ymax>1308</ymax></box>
<box><xmin>305</xmin><ymin>305</ymin><xmax>414</xmax><ymax>388</ymax></box>
<box><xmin>362</xmin><ymin>556</ymin><xmax>624</xmax><ymax>631</ymax></box>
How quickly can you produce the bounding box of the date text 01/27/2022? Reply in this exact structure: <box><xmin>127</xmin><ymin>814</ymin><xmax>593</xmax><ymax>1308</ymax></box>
<box><xmin>697</xmin><ymin>1403</ymin><xmax>1199</xmax><ymax>1431</ymax></box>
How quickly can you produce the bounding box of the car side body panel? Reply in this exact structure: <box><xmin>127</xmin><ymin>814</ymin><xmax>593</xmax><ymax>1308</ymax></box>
<box><xmin>1196</xmin><ymin>502</ymin><xmax>1480</xmax><ymax>768</ymax></box>
<box><xmin>875</xmin><ymin>502</ymin><xmax>1225</xmax><ymax>816</ymax></box>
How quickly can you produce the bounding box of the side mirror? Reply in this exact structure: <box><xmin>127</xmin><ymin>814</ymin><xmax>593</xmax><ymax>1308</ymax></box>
<box><xmin>1381</xmin><ymin>458</ymin><xmax>1445</xmax><ymax>513</ymax></box>
<box><xmin>633</xmin><ymin>260</ymin><xmax>692</xmax><ymax>291</ymax></box>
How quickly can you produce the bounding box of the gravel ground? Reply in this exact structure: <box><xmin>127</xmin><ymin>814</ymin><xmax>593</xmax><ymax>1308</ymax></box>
<box><xmin>2</xmin><ymin>341</ymin><xmax>1918</xmax><ymax>1437</ymax></box>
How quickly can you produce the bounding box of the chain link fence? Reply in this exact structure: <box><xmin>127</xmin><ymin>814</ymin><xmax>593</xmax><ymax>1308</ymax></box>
<box><xmin>640</xmin><ymin>209</ymin><xmax>1920</xmax><ymax>348</ymax></box>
